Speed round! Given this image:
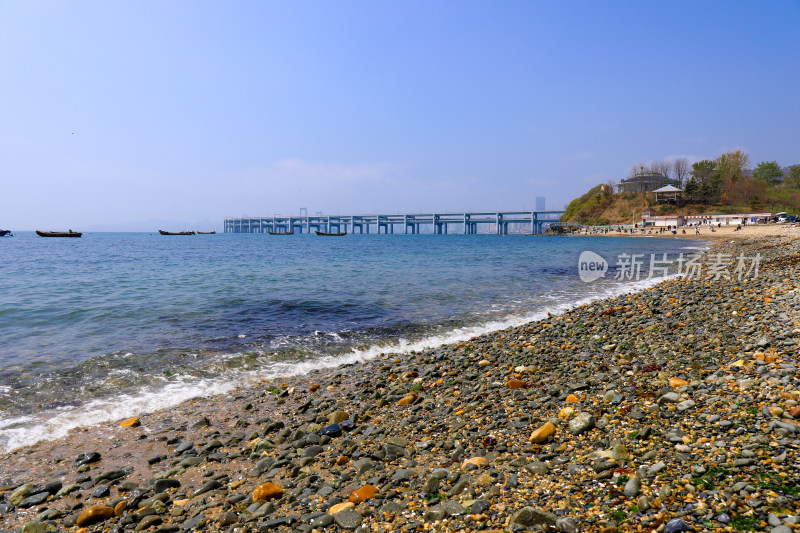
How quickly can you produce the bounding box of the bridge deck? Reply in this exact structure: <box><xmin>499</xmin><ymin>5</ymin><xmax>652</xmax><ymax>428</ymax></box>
<box><xmin>224</xmin><ymin>211</ymin><xmax>564</xmax><ymax>235</ymax></box>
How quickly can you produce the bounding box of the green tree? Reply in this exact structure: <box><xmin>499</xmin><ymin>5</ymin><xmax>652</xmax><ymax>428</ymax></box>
<box><xmin>752</xmin><ymin>161</ymin><xmax>783</xmax><ymax>185</ymax></box>
<box><xmin>691</xmin><ymin>160</ymin><xmax>716</xmax><ymax>183</ymax></box>
<box><xmin>784</xmin><ymin>166</ymin><xmax>800</xmax><ymax>188</ymax></box>
<box><xmin>715</xmin><ymin>150</ymin><xmax>750</xmax><ymax>184</ymax></box>
<box><xmin>690</xmin><ymin>160</ymin><xmax>721</xmax><ymax>202</ymax></box>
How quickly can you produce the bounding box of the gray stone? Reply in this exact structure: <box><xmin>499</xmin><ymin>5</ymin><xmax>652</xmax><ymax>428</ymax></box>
<box><xmin>136</xmin><ymin>515</ymin><xmax>163</xmax><ymax>531</ymax></box>
<box><xmin>424</xmin><ymin>505</ymin><xmax>447</xmax><ymax>522</ymax></box>
<box><xmin>95</xmin><ymin>469</ymin><xmax>127</xmax><ymax>483</ymax></box>
<box><xmin>624</xmin><ymin>476</ymin><xmax>641</xmax><ymax>498</ymax></box>
<box><xmin>524</xmin><ymin>461</ymin><xmax>549</xmax><ymax>475</ymax></box>
<box><xmin>648</xmin><ymin>462</ymin><xmax>666</xmax><ymax>476</ymax></box>
<box><xmin>556</xmin><ymin>516</ymin><xmax>579</xmax><ymax>533</ymax></box>
<box><xmin>91</xmin><ymin>486</ymin><xmax>110</xmax><ymax>498</ymax></box>
<box><xmin>440</xmin><ymin>500</ymin><xmax>464</xmax><ymax>516</ymax></box>
<box><xmin>9</xmin><ymin>483</ymin><xmax>34</xmax><ymax>506</ymax></box>
<box><xmin>512</xmin><ymin>506</ymin><xmax>557</xmax><ymax>527</ymax></box>
<box><xmin>664</xmin><ymin>518</ymin><xmax>692</xmax><ymax>533</ymax></box>
<box><xmin>192</xmin><ymin>480</ymin><xmax>222</xmax><ymax>497</ymax></box>
<box><xmin>422</xmin><ymin>475</ymin><xmax>440</xmax><ymax>494</ymax></box>
<box><xmin>333</xmin><ymin>509</ymin><xmax>362</xmax><ymax>529</ymax></box>
<box><xmin>302</xmin><ymin>445</ymin><xmax>324</xmax><ymax>458</ymax></box>
<box><xmin>21</xmin><ymin>521</ymin><xmax>56</xmax><ymax>533</ymax></box>
<box><xmin>470</xmin><ymin>500</ymin><xmax>490</xmax><ymax>514</ymax></box>
<box><xmin>181</xmin><ymin>513</ymin><xmax>207</xmax><ymax>530</ymax></box>
<box><xmin>637</xmin><ymin>495</ymin><xmax>650</xmax><ymax>510</ymax></box>
<box><xmin>154</xmin><ymin>478</ymin><xmax>181</xmax><ymax>492</ymax></box>
<box><xmin>175</xmin><ymin>442</ymin><xmax>194</xmax><ymax>454</ymax></box>
<box><xmin>658</xmin><ymin>392</ymin><xmax>680</xmax><ymax>404</ymax></box>
<box><xmin>309</xmin><ymin>513</ymin><xmax>334</xmax><ymax>527</ymax></box>
<box><xmin>568</xmin><ymin>413</ymin><xmax>595</xmax><ymax>435</ymax></box>
<box><xmin>179</xmin><ymin>456</ymin><xmax>204</xmax><ymax>467</ymax></box>
<box><xmin>18</xmin><ymin>492</ymin><xmax>50</xmax><ymax>508</ymax></box>
<box><xmin>353</xmin><ymin>458</ymin><xmax>374</xmax><ymax>476</ymax></box>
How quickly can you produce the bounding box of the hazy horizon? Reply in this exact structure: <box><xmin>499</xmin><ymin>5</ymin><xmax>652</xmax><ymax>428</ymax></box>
<box><xmin>2</xmin><ymin>1</ymin><xmax>798</xmax><ymax>231</ymax></box>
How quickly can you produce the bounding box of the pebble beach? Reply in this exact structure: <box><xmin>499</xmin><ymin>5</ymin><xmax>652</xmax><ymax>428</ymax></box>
<box><xmin>1</xmin><ymin>228</ymin><xmax>799</xmax><ymax>533</ymax></box>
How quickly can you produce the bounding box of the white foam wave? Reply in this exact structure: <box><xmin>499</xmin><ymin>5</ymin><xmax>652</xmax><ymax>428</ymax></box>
<box><xmin>0</xmin><ymin>275</ymin><xmax>671</xmax><ymax>453</ymax></box>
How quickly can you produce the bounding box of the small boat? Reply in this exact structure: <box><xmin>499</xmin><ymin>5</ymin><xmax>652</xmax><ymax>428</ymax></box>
<box><xmin>269</xmin><ymin>231</ymin><xmax>294</xmax><ymax>235</ymax></box>
<box><xmin>0</xmin><ymin>230</ymin><xmax>12</xmax><ymax>237</ymax></box>
<box><xmin>197</xmin><ymin>231</ymin><xmax>216</xmax><ymax>234</ymax></box>
<box><xmin>36</xmin><ymin>230</ymin><xmax>82</xmax><ymax>238</ymax></box>
<box><xmin>158</xmin><ymin>230</ymin><xmax>195</xmax><ymax>235</ymax></box>
<box><xmin>315</xmin><ymin>230</ymin><xmax>347</xmax><ymax>236</ymax></box>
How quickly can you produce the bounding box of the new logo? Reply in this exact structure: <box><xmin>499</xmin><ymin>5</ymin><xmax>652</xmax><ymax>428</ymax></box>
<box><xmin>578</xmin><ymin>251</ymin><xmax>608</xmax><ymax>282</ymax></box>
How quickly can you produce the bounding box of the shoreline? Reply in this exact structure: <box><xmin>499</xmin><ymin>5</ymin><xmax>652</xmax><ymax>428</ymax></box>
<box><xmin>1</xmin><ymin>229</ymin><xmax>798</xmax><ymax>532</ymax></box>
<box><xmin>0</xmin><ymin>239</ymin><xmax>699</xmax><ymax>455</ymax></box>
<box><xmin>577</xmin><ymin>223</ymin><xmax>800</xmax><ymax>241</ymax></box>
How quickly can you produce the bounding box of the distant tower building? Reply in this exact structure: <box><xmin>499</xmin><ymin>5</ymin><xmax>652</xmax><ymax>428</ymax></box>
<box><xmin>536</xmin><ymin>197</ymin><xmax>546</xmax><ymax>211</ymax></box>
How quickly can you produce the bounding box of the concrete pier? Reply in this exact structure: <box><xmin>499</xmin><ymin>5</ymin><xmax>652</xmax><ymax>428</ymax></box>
<box><xmin>224</xmin><ymin>211</ymin><xmax>564</xmax><ymax>235</ymax></box>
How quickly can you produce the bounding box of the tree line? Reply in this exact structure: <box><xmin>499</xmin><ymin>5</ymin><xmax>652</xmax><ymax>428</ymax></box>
<box><xmin>627</xmin><ymin>151</ymin><xmax>800</xmax><ymax>205</ymax></box>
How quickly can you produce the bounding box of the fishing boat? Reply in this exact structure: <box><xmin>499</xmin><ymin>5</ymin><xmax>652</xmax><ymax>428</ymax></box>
<box><xmin>36</xmin><ymin>230</ymin><xmax>82</xmax><ymax>238</ymax></box>
<box><xmin>0</xmin><ymin>230</ymin><xmax>12</xmax><ymax>237</ymax></box>
<box><xmin>315</xmin><ymin>230</ymin><xmax>347</xmax><ymax>236</ymax></box>
<box><xmin>158</xmin><ymin>230</ymin><xmax>195</xmax><ymax>235</ymax></box>
<box><xmin>197</xmin><ymin>231</ymin><xmax>216</xmax><ymax>234</ymax></box>
<box><xmin>269</xmin><ymin>231</ymin><xmax>294</xmax><ymax>235</ymax></box>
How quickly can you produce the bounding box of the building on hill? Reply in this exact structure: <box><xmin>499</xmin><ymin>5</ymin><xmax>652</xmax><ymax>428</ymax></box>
<box><xmin>653</xmin><ymin>184</ymin><xmax>683</xmax><ymax>203</ymax></box>
<box><xmin>616</xmin><ymin>171</ymin><xmax>680</xmax><ymax>193</ymax></box>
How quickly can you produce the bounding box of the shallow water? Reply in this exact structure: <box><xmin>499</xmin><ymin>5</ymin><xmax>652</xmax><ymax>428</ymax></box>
<box><xmin>0</xmin><ymin>231</ymin><xmax>702</xmax><ymax>450</ymax></box>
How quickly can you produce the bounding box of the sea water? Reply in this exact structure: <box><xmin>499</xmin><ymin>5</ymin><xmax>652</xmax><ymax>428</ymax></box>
<box><xmin>0</xmin><ymin>231</ymin><xmax>701</xmax><ymax>450</ymax></box>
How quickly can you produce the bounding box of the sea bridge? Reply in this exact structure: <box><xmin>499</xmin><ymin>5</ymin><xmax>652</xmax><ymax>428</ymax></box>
<box><xmin>224</xmin><ymin>210</ymin><xmax>565</xmax><ymax>235</ymax></box>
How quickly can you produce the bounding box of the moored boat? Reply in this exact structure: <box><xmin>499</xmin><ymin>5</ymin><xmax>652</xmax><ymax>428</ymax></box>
<box><xmin>269</xmin><ymin>231</ymin><xmax>294</xmax><ymax>235</ymax></box>
<box><xmin>197</xmin><ymin>231</ymin><xmax>216</xmax><ymax>234</ymax></box>
<box><xmin>315</xmin><ymin>230</ymin><xmax>347</xmax><ymax>236</ymax></box>
<box><xmin>158</xmin><ymin>230</ymin><xmax>195</xmax><ymax>235</ymax></box>
<box><xmin>36</xmin><ymin>230</ymin><xmax>82</xmax><ymax>238</ymax></box>
<box><xmin>0</xmin><ymin>229</ymin><xmax>12</xmax><ymax>237</ymax></box>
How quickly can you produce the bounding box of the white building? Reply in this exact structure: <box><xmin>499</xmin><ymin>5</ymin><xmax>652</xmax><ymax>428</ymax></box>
<box><xmin>641</xmin><ymin>214</ymin><xmax>685</xmax><ymax>227</ymax></box>
<box><xmin>684</xmin><ymin>213</ymin><xmax>772</xmax><ymax>226</ymax></box>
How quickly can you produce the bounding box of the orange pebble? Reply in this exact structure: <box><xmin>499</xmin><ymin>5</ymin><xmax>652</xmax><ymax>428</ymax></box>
<box><xmin>348</xmin><ymin>484</ymin><xmax>379</xmax><ymax>503</ymax></box>
<box><xmin>253</xmin><ymin>482</ymin><xmax>283</xmax><ymax>502</ymax></box>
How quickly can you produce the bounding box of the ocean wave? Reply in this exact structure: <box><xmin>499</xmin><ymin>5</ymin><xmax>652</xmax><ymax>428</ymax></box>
<box><xmin>0</xmin><ymin>274</ymin><xmax>672</xmax><ymax>453</ymax></box>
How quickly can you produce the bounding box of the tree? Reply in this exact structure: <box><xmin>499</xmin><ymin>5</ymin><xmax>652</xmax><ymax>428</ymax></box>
<box><xmin>684</xmin><ymin>177</ymin><xmax>698</xmax><ymax>196</ymax></box>
<box><xmin>786</xmin><ymin>166</ymin><xmax>800</xmax><ymax>188</ymax></box>
<box><xmin>752</xmin><ymin>161</ymin><xmax>784</xmax><ymax>186</ymax></box>
<box><xmin>715</xmin><ymin>150</ymin><xmax>750</xmax><ymax>184</ymax></box>
<box><xmin>650</xmin><ymin>160</ymin><xmax>672</xmax><ymax>180</ymax></box>
<box><xmin>691</xmin><ymin>160</ymin><xmax>717</xmax><ymax>183</ymax></box>
<box><xmin>688</xmin><ymin>160</ymin><xmax>721</xmax><ymax>202</ymax></box>
<box><xmin>672</xmin><ymin>158</ymin><xmax>690</xmax><ymax>188</ymax></box>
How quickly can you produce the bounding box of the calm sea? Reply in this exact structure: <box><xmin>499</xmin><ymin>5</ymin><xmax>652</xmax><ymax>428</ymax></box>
<box><xmin>0</xmin><ymin>231</ymin><xmax>701</xmax><ymax>451</ymax></box>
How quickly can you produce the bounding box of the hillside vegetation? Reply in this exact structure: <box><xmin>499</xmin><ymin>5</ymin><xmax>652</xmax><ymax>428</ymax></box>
<box><xmin>562</xmin><ymin>151</ymin><xmax>800</xmax><ymax>225</ymax></box>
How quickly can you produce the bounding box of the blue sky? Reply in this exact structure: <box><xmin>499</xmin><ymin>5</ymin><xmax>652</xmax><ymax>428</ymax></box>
<box><xmin>2</xmin><ymin>1</ymin><xmax>798</xmax><ymax>230</ymax></box>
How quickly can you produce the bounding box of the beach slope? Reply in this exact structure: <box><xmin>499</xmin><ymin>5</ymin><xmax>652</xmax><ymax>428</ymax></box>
<box><xmin>1</xmin><ymin>229</ymin><xmax>798</xmax><ymax>532</ymax></box>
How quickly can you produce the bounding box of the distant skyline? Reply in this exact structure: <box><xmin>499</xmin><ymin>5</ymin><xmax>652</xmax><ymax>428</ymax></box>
<box><xmin>2</xmin><ymin>1</ymin><xmax>799</xmax><ymax>230</ymax></box>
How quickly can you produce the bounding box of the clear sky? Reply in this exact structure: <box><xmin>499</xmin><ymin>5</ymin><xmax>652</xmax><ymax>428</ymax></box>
<box><xmin>2</xmin><ymin>1</ymin><xmax>798</xmax><ymax>230</ymax></box>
